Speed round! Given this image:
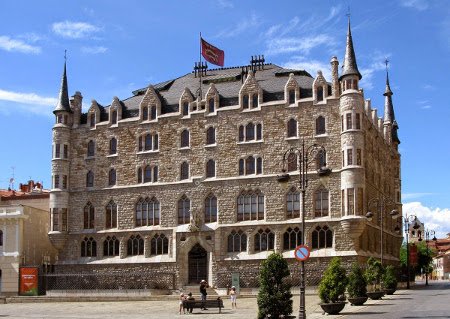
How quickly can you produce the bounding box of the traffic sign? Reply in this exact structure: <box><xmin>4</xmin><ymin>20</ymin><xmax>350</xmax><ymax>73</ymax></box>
<box><xmin>294</xmin><ymin>245</ymin><xmax>311</xmax><ymax>261</ymax></box>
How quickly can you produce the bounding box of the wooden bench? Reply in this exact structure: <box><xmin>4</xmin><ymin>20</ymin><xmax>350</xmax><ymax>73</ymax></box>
<box><xmin>184</xmin><ymin>298</ymin><xmax>224</xmax><ymax>314</ymax></box>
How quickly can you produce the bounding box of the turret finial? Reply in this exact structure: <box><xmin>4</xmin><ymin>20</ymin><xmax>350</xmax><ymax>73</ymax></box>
<box><xmin>53</xmin><ymin>51</ymin><xmax>72</xmax><ymax>114</ymax></box>
<box><xmin>339</xmin><ymin>15</ymin><xmax>362</xmax><ymax>81</ymax></box>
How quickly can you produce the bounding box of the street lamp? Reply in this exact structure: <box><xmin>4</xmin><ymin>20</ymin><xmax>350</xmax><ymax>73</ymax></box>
<box><xmin>365</xmin><ymin>196</ymin><xmax>398</xmax><ymax>265</ymax></box>
<box><xmin>277</xmin><ymin>139</ymin><xmax>331</xmax><ymax>319</ymax></box>
<box><xmin>418</xmin><ymin>228</ymin><xmax>437</xmax><ymax>285</ymax></box>
<box><xmin>392</xmin><ymin>212</ymin><xmax>419</xmax><ymax>289</ymax></box>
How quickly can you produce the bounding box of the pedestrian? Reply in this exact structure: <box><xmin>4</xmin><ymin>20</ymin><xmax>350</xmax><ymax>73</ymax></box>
<box><xmin>186</xmin><ymin>292</ymin><xmax>195</xmax><ymax>314</ymax></box>
<box><xmin>179</xmin><ymin>293</ymin><xmax>186</xmax><ymax>314</ymax></box>
<box><xmin>199</xmin><ymin>279</ymin><xmax>208</xmax><ymax>310</ymax></box>
<box><xmin>230</xmin><ymin>286</ymin><xmax>237</xmax><ymax>308</ymax></box>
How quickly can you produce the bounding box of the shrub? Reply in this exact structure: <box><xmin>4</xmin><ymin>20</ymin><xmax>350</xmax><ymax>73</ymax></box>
<box><xmin>347</xmin><ymin>262</ymin><xmax>367</xmax><ymax>298</ymax></box>
<box><xmin>364</xmin><ymin>257</ymin><xmax>384</xmax><ymax>292</ymax></box>
<box><xmin>257</xmin><ymin>253</ymin><xmax>293</xmax><ymax>319</ymax></box>
<box><xmin>318</xmin><ymin>257</ymin><xmax>348</xmax><ymax>303</ymax></box>
<box><xmin>382</xmin><ymin>265</ymin><xmax>398</xmax><ymax>290</ymax></box>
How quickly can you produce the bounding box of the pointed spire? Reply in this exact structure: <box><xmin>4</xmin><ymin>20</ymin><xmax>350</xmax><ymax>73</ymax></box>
<box><xmin>53</xmin><ymin>50</ymin><xmax>72</xmax><ymax>114</ymax></box>
<box><xmin>339</xmin><ymin>16</ymin><xmax>362</xmax><ymax>81</ymax></box>
<box><xmin>383</xmin><ymin>59</ymin><xmax>394</xmax><ymax>123</ymax></box>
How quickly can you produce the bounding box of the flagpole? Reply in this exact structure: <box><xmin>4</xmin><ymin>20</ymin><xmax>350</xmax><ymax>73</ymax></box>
<box><xmin>199</xmin><ymin>32</ymin><xmax>202</xmax><ymax>100</ymax></box>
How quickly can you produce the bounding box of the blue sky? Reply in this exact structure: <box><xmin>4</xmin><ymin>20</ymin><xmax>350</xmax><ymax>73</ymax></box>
<box><xmin>0</xmin><ymin>0</ymin><xmax>449</xmax><ymax>238</ymax></box>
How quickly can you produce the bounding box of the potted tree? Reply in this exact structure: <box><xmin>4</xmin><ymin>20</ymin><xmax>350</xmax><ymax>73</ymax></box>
<box><xmin>347</xmin><ymin>262</ymin><xmax>368</xmax><ymax>306</ymax></box>
<box><xmin>318</xmin><ymin>257</ymin><xmax>348</xmax><ymax>315</ymax></box>
<box><xmin>382</xmin><ymin>265</ymin><xmax>398</xmax><ymax>295</ymax></box>
<box><xmin>365</xmin><ymin>257</ymin><xmax>385</xmax><ymax>300</ymax></box>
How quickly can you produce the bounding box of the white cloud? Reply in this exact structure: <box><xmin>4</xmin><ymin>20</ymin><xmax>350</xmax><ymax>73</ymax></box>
<box><xmin>422</xmin><ymin>84</ymin><xmax>436</xmax><ymax>90</ymax></box>
<box><xmin>400</xmin><ymin>0</ymin><xmax>429</xmax><ymax>11</ymax></box>
<box><xmin>52</xmin><ymin>21</ymin><xmax>101</xmax><ymax>39</ymax></box>
<box><xmin>266</xmin><ymin>34</ymin><xmax>334</xmax><ymax>56</ymax></box>
<box><xmin>81</xmin><ymin>46</ymin><xmax>108</xmax><ymax>54</ymax></box>
<box><xmin>403</xmin><ymin>202</ymin><xmax>450</xmax><ymax>239</ymax></box>
<box><xmin>421</xmin><ymin>105</ymin><xmax>432</xmax><ymax>109</ymax></box>
<box><xmin>215</xmin><ymin>13</ymin><xmax>261</xmax><ymax>38</ymax></box>
<box><xmin>0</xmin><ymin>89</ymin><xmax>57</xmax><ymax>115</ymax></box>
<box><xmin>217</xmin><ymin>0</ymin><xmax>233</xmax><ymax>9</ymax></box>
<box><xmin>0</xmin><ymin>35</ymin><xmax>41</xmax><ymax>54</ymax></box>
<box><xmin>283</xmin><ymin>57</ymin><xmax>331</xmax><ymax>81</ymax></box>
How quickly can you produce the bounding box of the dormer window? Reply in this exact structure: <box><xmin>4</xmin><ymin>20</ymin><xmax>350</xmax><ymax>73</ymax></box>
<box><xmin>208</xmin><ymin>98</ymin><xmax>215</xmax><ymax>113</ymax></box>
<box><xmin>252</xmin><ymin>94</ymin><xmax>258</xmax><ymax>108</ymax></box>
<box><xmin>288</xmin><ymin>90</ymin><xmax>295</xmax><ymax>104</ymax></box>
<box><xmin>317</xmin><ymin>87</ymin><xmax>324</xmax><ymax>102</ymax></box>
<box><xmin>111</xmin><ymin>110</ymin><xmax>117</xmax><ymax>124</ymax></box>
<box><xmin>89</xmin><ymin>114</ymin><xmax>95</xmax><ymax>128</ymax></box>
<box><xmin>142</xmin><ymin>106</ymin><xmax>148</xmax><ymax>121</ymax></box>
<box><xmin>150</xmin><ymin>105</ymin><xmax>157</xmax><ymax>120</ymax></box>
<box><xmin>182</xmin><ymin>102</ymin><xmax>189</xmax><ymax>116</ymax></box>
<box><xmin>243</xmin><ymin>95</ymin><xmax>249</xmax><ymax>109</ymax></box>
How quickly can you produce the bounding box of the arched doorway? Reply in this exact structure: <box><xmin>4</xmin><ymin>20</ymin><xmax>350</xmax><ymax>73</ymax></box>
<box><xmin>188</xmin><ymin>244</ymin><xmax>207</xmax><ymax>284</ymax></box>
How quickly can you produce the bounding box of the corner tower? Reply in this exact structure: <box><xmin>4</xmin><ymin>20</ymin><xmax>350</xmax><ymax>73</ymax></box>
<box><xmin>383</xmin><ymin>63</ymin><xmax>400</xmax><ymax>149</ymax></box>
<box><xmin>339</xmin><ymin>18</ymin><xmax>366</xmax><ymax>218</ymax></box>
<box><xmin>49</xmin><ymin>58</ymin><xmax>72</xmax><ymax>251</ymax></box>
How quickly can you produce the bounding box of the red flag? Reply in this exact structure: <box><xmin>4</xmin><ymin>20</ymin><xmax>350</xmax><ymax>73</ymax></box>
<box><xmin>201</xmin><ymin>38</ymin><xmax>224</xmax><ymax>67</ymax></box>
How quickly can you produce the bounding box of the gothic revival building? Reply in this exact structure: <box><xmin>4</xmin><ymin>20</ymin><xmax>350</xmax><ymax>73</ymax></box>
<box><xmin>48</xmin><ymin>20</ymin><xmax>403</xmax><ymax>289</ymax></box>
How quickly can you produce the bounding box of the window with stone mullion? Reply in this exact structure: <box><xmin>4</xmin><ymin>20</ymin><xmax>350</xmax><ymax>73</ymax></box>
<box><xmin>103</xmin><ymin>236</ymin><xmax>119</xmax><ymax>256</ymax></box>
<box><xmin>286</xmin><ymin>189</ymin><xmax>300</xmax><ymax>219</ymax></box>
<box><xmin>178</xmin><ymin>196</ymin><xmax>190</xmax><ymax>225</ymax></box>
<box><xmin>205</xmin><ymin>195</ymin><xmax>217</xmax><ymax>223</ymax></box>
<box><xmin>283</xmin><ymin>227</ymin><xmax>302</xmax><ymax>250</ymax></box>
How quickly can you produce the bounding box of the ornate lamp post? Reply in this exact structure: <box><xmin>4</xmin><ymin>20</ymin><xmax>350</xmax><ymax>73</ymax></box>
<box><xmin>392</xmin><ymin>212</ymin><xmax>419</xmax><ymax>289</ymax></box>
<box><xmin>418</xmin><ymin>228</ymin><xmax>437</xmax><ymax>285</ymax></box>
<box><xmin>277</xmin><ymin>140</ymin><xmax>331</xmax><ymax>319</ymax></box>
<box><xmin>365</xmin><ymin>196</ymin><xmax>398</xmax><ymax>265</ymax></box>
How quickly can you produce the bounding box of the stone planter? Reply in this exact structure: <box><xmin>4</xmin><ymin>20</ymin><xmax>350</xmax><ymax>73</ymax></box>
<box><xmin>320</xmin><ymin>302</ymin><xmax>346</xmax><ymax>315</ymax></box>
<box><xmin>347</xmin><ymin>296</ymin><xmax>368</xmax><ymax>306</ymax></box>
<box><xmin>367</xmin><ymin>291</ymin><xmax>384</xmax><ymax>300</ymax></box>
<box><xmin>384</xmin><ymin>288</ymin><xmax>396</xmax><ymax>295</ymax></box>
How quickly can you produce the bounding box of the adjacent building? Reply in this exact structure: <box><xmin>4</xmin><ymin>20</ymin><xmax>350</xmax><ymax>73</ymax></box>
<box><xmin>0</xmin><ymin>181</ymin><xmax>56</xmax><ymax>295</ymax></box>
<box><xmin>48</xmin><ymin>20</ymin><xmax>403</xmax><ymax>289</ymax></box>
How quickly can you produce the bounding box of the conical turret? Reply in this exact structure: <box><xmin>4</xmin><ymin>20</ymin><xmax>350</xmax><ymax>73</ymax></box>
<box><xmin>383</xmin><ymin>64</ymin><xmax>400</xmax><ymax>144</ymax></box>
<box><xmin>339</xmin><ymin>18</ymin><xmax>362</xmax><ymax>81</ymax></box>
<box><xmin>53</xmin><ymin>61</ymin><xmax>72</xmax><ymax>114</ymax></box>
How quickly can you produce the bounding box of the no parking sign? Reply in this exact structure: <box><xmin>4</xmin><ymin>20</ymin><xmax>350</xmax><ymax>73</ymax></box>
<box><xmin>294</xmin><ymin>245</ymin><xmax>311</xmax><ymax>261</ymax></box>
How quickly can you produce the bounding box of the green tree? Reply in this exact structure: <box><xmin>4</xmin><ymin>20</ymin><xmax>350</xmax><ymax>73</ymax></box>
<box><xmin>347</xmin><ymin>262</ymin><xmax>367</xmax><ymax>298</ymax></box>
<box><xmin>318</xmin><ymin>257</ymin><xmax>348</xmax><ymax>303</ymax></box>
<box><xmin>364</xmin><ymin>257</ymin><xmax>384</xmax><ymax>291</ymax></box>
<box><xmin>257</xmin><ymin>253</ymin><xmax>293</xmax><ymax>319</ymax></box>
<box><xmin>382</xmin><ymin>265</ymin><xmax>398</xmax><ymax>290</ymax></box>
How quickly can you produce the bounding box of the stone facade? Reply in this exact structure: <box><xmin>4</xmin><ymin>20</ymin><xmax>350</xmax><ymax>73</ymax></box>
<box><xmin>49</xmin><ymin>23</ymin><xmax>403</xmax><ymax>289</ymax></box>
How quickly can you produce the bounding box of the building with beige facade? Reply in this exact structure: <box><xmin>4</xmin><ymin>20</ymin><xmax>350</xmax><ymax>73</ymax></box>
<box><xmin>48</xmin><ymin>20</ymin><xmax>403</xmax><ymax>290</ymax></box>
<box><xmin>0</xmin><ymin>181</ymin><xmax>57</xmax><ymax>295</ymax></box>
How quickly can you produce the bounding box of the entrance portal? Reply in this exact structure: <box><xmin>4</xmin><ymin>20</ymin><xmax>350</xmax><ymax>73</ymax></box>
<box><xmin>188</xmin><ymin>244</ymin><xmax>207</xmax><ymax>284</ymax></box>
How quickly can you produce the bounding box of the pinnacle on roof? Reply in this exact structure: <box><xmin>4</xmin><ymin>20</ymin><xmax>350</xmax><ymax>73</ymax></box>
<box><xmin>383</xmin><ymin>63</ymin><xmax>400</xmax><ymax>144</ymax></box>
<box><xmin>53</xmin><ymin>58</ymin><xmax>72</xmax><ymax>114</ymax></box>
<box><xmin>339</xmin><ymin>17</ymin><xmax>362</xmax><ymax>81</ymax></box>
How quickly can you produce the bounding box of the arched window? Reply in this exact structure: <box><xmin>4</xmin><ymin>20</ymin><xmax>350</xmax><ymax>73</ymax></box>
<box><xmin>181</xmin><ymin>129</ymin><xmax>190</xmax><ymax>148</ymax></box>
<box><xmin>237</xmin><ymin>190</ymin><xmax>264</xmax><ymax>221</ymax></box>
<box><xmin>287</xmin><ymin>153</ymin><xmax>297</xmax><ymax>172</ymax></box>
<box><xmin>316</xmin><ymin>149</ymin><xmax>327</xmax><ymax>169</ymax></box>
<box><xmin>315</xmin><ymin>188</ymin><xmax>329</xmax><ymax>217</ymax></box>
<box><xmin>83</xmin><ymin>202</ymin><xmax>95</xmax><ymax>229</ymax></box>
<box><xmin>256</xmin><ymin>123</ymin><xmax>262</xmax><ymax>140</ymax></box>
<box><xmin>151</xmin><ymin>233</ymin><xmax>169</xmax><ymax>255</ymax></box>
<box><xmin>288</xmin><ymin>89</ymin><xmax>295</xmax><ymax>104</ymax></box>
<box><xmin>137</xmin><ymin>167</ymin><xmax>142</xmax><ymax>183</ymax></box>
<box><xmin>153</xmin><ymin>166</ymin><xmax>158</xmax><ymax>182</ymax></box>
<box><xmin>150</xmin><ymin>105</ymin><xmax>157</xmax><ymax>120</ymax></box>
<box><xmin>238</xmin><ymin>125</ymin><xmax>244</xmax><ymax>142</ymax></box>
<box><xmin>256</xmin><ymin>157</ymin><xmax>262</xmax><ymax>174</ymax></box>
<box><xmin>245</xmin><ymin>156</ymin><xmax>255</xmax><ymax>175</ymax></box>
<box><xmin>283</xmin><ymin>227</ymin><xmax>302</xmax><ymax>250</ymax></box>
<box><xmin>109</xmin><ymin>137</ymin><xmax>117</xmax><ymax>155</ymax></box>
<box><xmin>206</xmin><ymin>159</ymin><xmax>215</xmax><ymax>178</ymax></box>
<box><xmin>135</xmin><ymin>197</ymin><xmax>160</xmax><ymax>227</ymax></box>
<box><xmin>142</xmin><ymin>106</ymin><xmax>148</xmax><ymax>121</ymax></box>
<box><xmin>180</xmin><ymin>162</ymin><xmax>189</xmax><ymax>180</ymax></box>
<box><xmin>87</xmin><ymin>140</ymin><xmax>95</xmax><ymax>157</ymax></box>
<box><xmin>252</xmin><ymin>94</ymin><xmax>258</xmax><ymax>108</ymax></box>
<box><xmin>178</xmin><ymin>195</ymin><xmax>190</xmax><ymax>225</ymax></box>
<box><xmin>286</xmin><ymin>187</ymin><xmax>300</xmax><ymax>218</ymax></box>
<box><xmin>144</xmin><ymin>165</ymin><xmax>152</xmax><ymax>183</ymax></box>
<box><xmin>89</xmin><ymin>113</ymin><xmax>95</xmax><ymax>128</ymax></box>
<box><xmin>205</xmin><ymin>194</ymin><xmax>217</xmax><ymax>223</ymax></box>
<box><xmin>317</xmin><ymin>86</ymin><xmax>324</xmax><ymax>102</ymax></box>
<box><xmin>208</xmin><ymin>98</ymin><xmax>215</xmax><ymax>113</ymax></box>
<box><xmin>105</xmin><ymin>200</ymin><xmax>117</xmax><ymax>229</ymax></box>
<box><xmin>243</xmin><ymin>94</ymin><xmax>249</xmax><ymax>109</ymax></box>
<box><xmin>153</xmin><ymin>134</ymin><xmax>159</xmax><ymax>150</ymax></box>
<box><xmin>287</xmin><ymin>119</ymin><xmax>297</xmax><ymax>137</ymax></box>
<box><xmin>239</xmin><ymin>158</ymin><xmax>244</xmax><ymax>176</ymax></box>
<box><xmin>312</xmin><ymin>225</ymin><xmax>333</xmax><ymax>249</ymax></box>
<box><xmin>145</xmin><ymin>134</ymin><xmax>152</xmax><ymax>151</ymax></box>
<box><xmin>108</xmin><ymin>168</ymin><xmax>116</xmax><ymax>186</ymax></box>
<box><xmin>227</xmin><ymin>230</ymin><xmax>247</xmax><ymax>252</ymax></box>
<box><xmin>127</xmin><ymin>234</ymin><xmax>144</xmax><ymax>256</ymax></box>
<box><xmin>206</xmin><ymin>127</ymin><xmax>216</xmax><ymax>145</ymax></box>
<box><xmin>81</xmin><ymin>237</ymin><xmax>97</xmax><ymax>257</ymax></box>
<box><xmin>254</xmin><ymin>229</ymin><xmax>274</xmax><ymax>251</ymax></box>
<box><xmin>112</xmin><ymin>110</ymin><xmax>117</xmax><ymax>124</ymax></box>
<box><xmin>245</xmin><ymin>123</ymin><xmax>255</xmax><ymax>141</ymax></box>
<box><xmin>182</xmin><ymin>102</ymin><xmax>189</xmax><ymax>116</ymax></box>
<box><xmin>316</xmin><ymin>116</ymin><xmax>326</xmax><ymax>135</ymax></box>
<box><xmin>103</xmin><ymin>236</ymin><xmax>119</xmax><ymax>257</ymax></box>
<box><xmin>86</xmin><ymin>171</ymin><xmax>94</xmax><ymax>187</ymax></box>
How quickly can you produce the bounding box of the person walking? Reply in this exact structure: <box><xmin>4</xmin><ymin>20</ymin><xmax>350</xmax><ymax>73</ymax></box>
<box><xmin>199</xmin><ymin>280</ymin><xmax>208</xmax><ymax>310</ymax></box>
<box><xmin>179</xmin><ymin>293</ymin><xmax>186</xmax><ymax>315</ymax></box>
<box><xmin>230</xmin><ymin>286</ymin><xmax>237</xmax><ymax>309</ymax></box>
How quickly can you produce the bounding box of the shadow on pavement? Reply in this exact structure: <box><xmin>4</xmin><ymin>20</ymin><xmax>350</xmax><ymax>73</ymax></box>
<box><xmin>343</xmin><ymin>311</ymin><xmax>388</xmax><ymax>316</ymax></box>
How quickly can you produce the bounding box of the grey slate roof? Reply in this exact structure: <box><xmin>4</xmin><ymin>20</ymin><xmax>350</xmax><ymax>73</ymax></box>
<box><xmin>54</xmin><ymin>62</ymin><xmax>72</xmax><ymax>114</ymax></box>
<box><xmin>82</xmin><ymin>64</ymin><xmax>316</xmax><ymax>123</ymax></box>
<box><xmin>339</xmin><ymin>19</ymin><xmax>362</xmax><ymax>81</ymax></box>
